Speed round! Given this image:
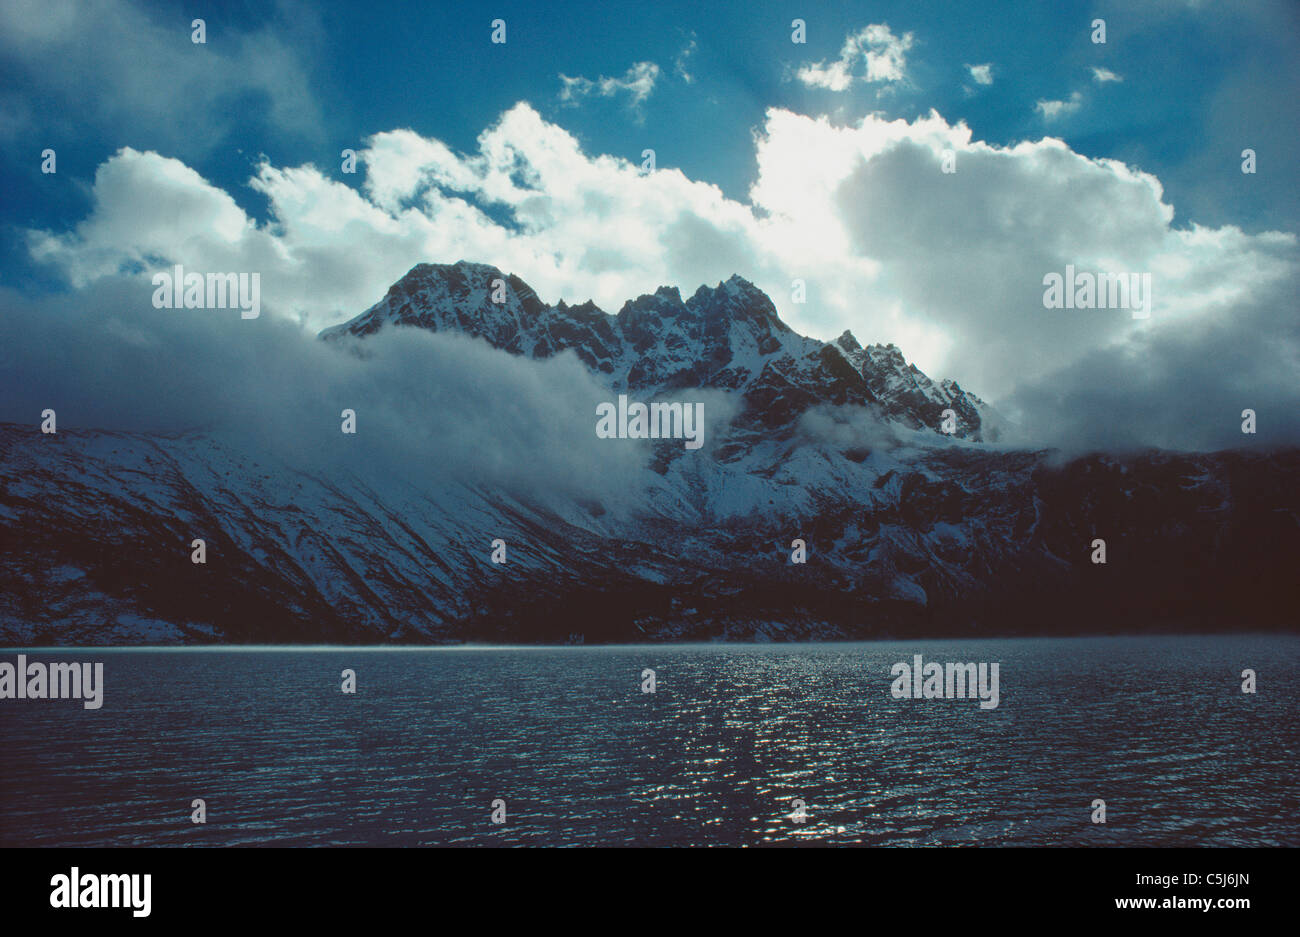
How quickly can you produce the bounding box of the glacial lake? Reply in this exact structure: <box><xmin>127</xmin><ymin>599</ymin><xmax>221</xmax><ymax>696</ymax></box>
<box><xmin>1</xmin><ymin>635</ymin><xmax>1296</xmax><ymax>847</ymax></box>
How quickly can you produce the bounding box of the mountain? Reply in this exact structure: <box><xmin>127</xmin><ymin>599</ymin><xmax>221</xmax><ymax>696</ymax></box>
<box><xmin>2</xmin><ymin>262</ymin><xmax>1297</xmax><ymax>644</ymax></box>
<box><xmin>321</xmin><ymin>261</ymin><xmax>1000</xmax><ymax>441</ymax></box>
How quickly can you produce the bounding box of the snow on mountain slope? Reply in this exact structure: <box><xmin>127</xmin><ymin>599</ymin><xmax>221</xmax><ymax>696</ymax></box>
<box><xmin>3</xmin><ymin>262</ymin><xmax>1297</xmax><ymax>643</ymax></box>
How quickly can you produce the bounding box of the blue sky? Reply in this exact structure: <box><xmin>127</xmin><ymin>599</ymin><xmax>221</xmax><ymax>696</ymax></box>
<box><xmin>4</xmin><ymin>0</ymin><xmax>1296</xmax><ymax>262</ymax></box>
<box><xmin>1</xmin><ymin>0</ymin><xmax>1298</xmax><ymax>448</ymax></box>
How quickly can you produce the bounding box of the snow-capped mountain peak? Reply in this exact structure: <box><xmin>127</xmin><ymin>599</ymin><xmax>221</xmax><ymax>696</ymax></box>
<box><xmin>4</xmin><ymin>258</ymin><xmax>1296</xmax><ymax>645</ymax></box>
<box><xmin>323</xmin><ymin>262</ymin><xmax>997</xmax><ymax>440</ymax></box>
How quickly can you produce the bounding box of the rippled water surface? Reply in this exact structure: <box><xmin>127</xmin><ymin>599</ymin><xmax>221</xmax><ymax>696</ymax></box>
<box><xmin>1</xmin><ymin>636</ymin><xmax>1296</xmax><ymax>846</ymax></box>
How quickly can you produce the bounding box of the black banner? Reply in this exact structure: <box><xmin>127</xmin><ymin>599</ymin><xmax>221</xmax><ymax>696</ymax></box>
<box><xmin>1</xmin><ymin>847</ymin><xmax>1281</xmax><ymax>926</ymax></box>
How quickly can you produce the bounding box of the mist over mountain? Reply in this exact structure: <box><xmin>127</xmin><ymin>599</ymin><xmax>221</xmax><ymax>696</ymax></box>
<box><xmin>1</xmin><ymin>262</ymin><xmax>1296</xmax><ymax>644</ymax></box>
<box><xmin>323</xmin><ymin>261</ymin><xmax>1002</xmax><ymax>441</ymax></box>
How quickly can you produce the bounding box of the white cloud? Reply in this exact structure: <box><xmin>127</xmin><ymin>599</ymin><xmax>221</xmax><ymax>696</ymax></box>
<box><xmin>797</xmin><ymin>24</ymin><xmax>914</xmax><ymax>91</ymax></box>
<box><xmin>0</xmin><ymin>283</ymin><xmax>649</xmax><ymax>507</ymax></box>
<box><xmin>1035</xmin><ymin>91</ymin><xmax>1084</xmax><ymax>120</ymax></box>
<box><xmin>560</xmin><ymin>61</ymin><xmax>660</xmax><ymax>110</ymax></box>
<box><xmin>675</xmin><ymin>36</ymin><xmax>698</xmax><ymax>83</ymax></box>
<box><xmin>1091</xmin><ymin>67</ymin><xmax>1124</xmax><ymax>83</ymax></box>
<box><xmin>23</xmin><ymin>102</ymin><xmax>1298</xmax><ymax>432</ymax></box>
<box><xmin>966</xmin><ymin>63</ymin><xmax>994</xmax><ymax>86</ymax></box>
<box><xmin>0</xmin><ymin>0</ymin><xmax>322</xmax><ymax>153</ymax></box>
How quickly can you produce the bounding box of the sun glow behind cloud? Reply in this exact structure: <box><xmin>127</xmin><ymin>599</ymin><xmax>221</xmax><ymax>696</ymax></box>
<box><xmin>25</xmin><ymin>101</ymin><xmax>1296</xmax><ymax>409</ymax></box>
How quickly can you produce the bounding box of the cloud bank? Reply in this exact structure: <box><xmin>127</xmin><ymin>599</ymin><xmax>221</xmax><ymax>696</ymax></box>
<box><xmin>16</xmin><ymin>101</ymin><xmax>1299</xmax><ymax>451</ymax></box>
<box><xmin>0</xmin><ymin>0</ymin><xmax>321</xmax><ymax>152</ymax></box>
<box><xmin>0</xmin><ymin>282</ymin><xmax>650</xmax><ymax>511</ymax></box>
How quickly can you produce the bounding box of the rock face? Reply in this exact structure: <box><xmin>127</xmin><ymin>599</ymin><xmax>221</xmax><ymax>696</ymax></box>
<box><xmin>3</xmin><ymin>261</ymin><xmax>1297</xmax><ymax>644</ymax></box>
<box><xmin>321</xmin><ymin>261</ymin><xmax>1000</xmax><ymax>440</ymax></box>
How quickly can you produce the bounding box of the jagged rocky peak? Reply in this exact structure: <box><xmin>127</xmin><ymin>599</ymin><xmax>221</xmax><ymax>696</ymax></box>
<box><xmin>686</xmin><ymin>275</ymin><xmax>790</xmax><ymax>331</ymax></box>
<box><xmin>864</xmin><ymin>341</ymin><xmax>906</xmax><ymax>365</ymax></box>
<box><xmin>320</xmin><ymin>261</ymin><xmax>996</xmax><ymax>439</ymax></box>
<box><xmin>835</xmin><ymin>330</ymin><xmax>863</xmax><ymax>353</ymax></box>
<box><xmin>394</xmin><ymin>259</ymin><xmax>504</xmax><ymax>298</ymax></box>
<box><xmin>384</xmin><ymin>260</ymin><xmax>548</xmax><ymax>312</ymax></box>
<box><xmin>616</xmin><ymin>285</ymin><xmax>688</xmax><ymax>323</ymax></box>
<box><xmin>322</xmin><ymin>260</ymin><xmax>507</xmax><ymax>340</ymax></box>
